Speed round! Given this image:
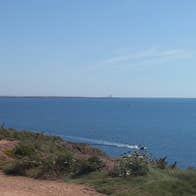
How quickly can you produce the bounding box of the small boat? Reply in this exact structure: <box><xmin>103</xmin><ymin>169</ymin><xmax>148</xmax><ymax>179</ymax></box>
<box><xmin>138</xmin><ymin>145</ymin><xmax>147</xmax><ymax>150</ymax></box>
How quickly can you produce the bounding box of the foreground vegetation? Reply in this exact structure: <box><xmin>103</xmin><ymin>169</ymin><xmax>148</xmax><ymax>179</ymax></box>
<box><xmin>1</xmin><ymin>126</ymin><xmax>196</xmax><ymax>196</ymax></box>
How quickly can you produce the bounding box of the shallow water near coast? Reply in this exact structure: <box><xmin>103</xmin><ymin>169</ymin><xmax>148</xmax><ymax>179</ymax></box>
<box><xmin>0</xmin><ymin>97</ymin><xmax>196</xmax><ymax>167</ymax></box>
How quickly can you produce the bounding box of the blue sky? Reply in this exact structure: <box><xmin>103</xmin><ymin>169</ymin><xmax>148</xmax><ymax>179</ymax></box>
<box><xmin>0</xmin><ymin>0</ymin><xmax>196</xmax><ymax>97</ymax></box>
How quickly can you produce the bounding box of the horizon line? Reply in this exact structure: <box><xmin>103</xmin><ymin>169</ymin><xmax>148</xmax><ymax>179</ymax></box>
<box><xmin>0</xmin><ymin>95</ymin><xmax>196</xmax><ymax>99</ymax></box>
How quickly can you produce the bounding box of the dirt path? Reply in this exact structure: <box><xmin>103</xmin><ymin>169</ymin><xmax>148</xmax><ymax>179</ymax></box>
<box><xmin>0</xmin><ymin>171</ymin><xmax>104</xmax><ymax>196</ymax></box>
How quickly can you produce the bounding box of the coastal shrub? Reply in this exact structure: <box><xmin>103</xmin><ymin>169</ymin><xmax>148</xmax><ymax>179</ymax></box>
<box><xmin>156</xmin><ymin>156</ymin><xmax>167</xmax><ymax>169</ymax></box>
<box><xmin>36</xmin><ymin>158</ymin><xmax>56</xmax><ymax>178</ymax></box>
<box><xmin>73</xmin><ymin>156</ymin><xmax>104</xmax><ymax>176</ymax></box>
<box><xmin>12</xmin><ymin>144</ymin><xmax>35</xmax><ymax>158</ymax></box>
<box><xmin>87</xmin><ymin>156</ymin><xmax>104</xmax><ymax>170</ymax></box>
<box><xmin>54</xmin><ymin>153</ymin><xmax>74</xmax><ymax>173</ymax></box>
<box><xmin>171</xmin><ymin>161</ymin><xmax>177</xmax><ymax>169</ymax></box>
<box><xmin>111</xmin><ymin>153</ymin><xmax>149</xmax><ymax>177</ymax></box>
<box><xmin>4</xmin><ymin>160</ymin><xmax>38</xmax><ymax>176</ymax></box>
<box><xmin>35</xmin><ymin>152</ymin><xmax>74</xmax><ymax>178</ymax></box>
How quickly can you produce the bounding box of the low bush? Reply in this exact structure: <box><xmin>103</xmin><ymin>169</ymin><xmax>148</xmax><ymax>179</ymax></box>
<box><xmin>3</xmin><ymin>160</ymin><xmax>38</xmax><ymax>176</ymax></box>
<box><xmin>5</xmin><ymin>144</ymin><xmax>74</xmax><ymax>178</ymax></box>
<box><xmin>35</xmin><ymin>152</ymin><xmax>74</xmax><ymax>178</ymax></box>
<box><xmin>156</xmin><ymin>156</ymin><xmax>167</xmax><ymax>169</ymax></box>
<box><xmin>72</xmin><ymin>156</ymin><xmax>104</xmax><ymax>176</ymax></box>
<box><xmin>111</xmin><ymin>153</ymin><xmax>149</xmax><ymax>177</ymax></box>
<box><xmin>54</xmin><ymin>153</ymin><xmax>73</xmax><ymax>172</ymax></box>
<box><xmin>87</xmin><ymin>156</ymin><xmax>104</xmax><ymax>170</ymax></box>
<box><xmin>12</xmin><ymin>144</ymin><xmax>35</xmax><ymax>158</ymax></box>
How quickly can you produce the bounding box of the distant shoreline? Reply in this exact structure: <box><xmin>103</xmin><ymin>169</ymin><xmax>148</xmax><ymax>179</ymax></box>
<box><xmin>0</xmin><ymin>96</ymin><xmax>195</xmax><ymax>99</ymax></box>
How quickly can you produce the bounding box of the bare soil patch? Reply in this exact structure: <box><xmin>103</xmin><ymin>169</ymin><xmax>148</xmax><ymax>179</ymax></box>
<box><xmin>0</xmin><ymin>171</ymin><xmax>105</xmax><ymax>196</ymax></box>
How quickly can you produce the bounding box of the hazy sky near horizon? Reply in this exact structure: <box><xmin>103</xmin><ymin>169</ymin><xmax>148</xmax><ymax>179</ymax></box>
<box><xmin>0</xmin><ymin>0</ymin><xmax>196</xmax><ymax>97</ymax></box>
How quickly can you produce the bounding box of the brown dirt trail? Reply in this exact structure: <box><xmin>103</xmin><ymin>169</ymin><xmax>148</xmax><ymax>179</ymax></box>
<box><xmin>0</xmin><ymin>171</ymin><xmax>104</xmax><ymax>196</ymax></box>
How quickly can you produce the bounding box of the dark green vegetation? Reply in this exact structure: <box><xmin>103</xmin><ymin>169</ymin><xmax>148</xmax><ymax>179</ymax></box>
<box><xmin>0</xmin><ymin>127</ymin><xmax>106</xmax><ymax>178</ymax></box>
<box><xmin>1</xmin><ymin>127</ymin><xmax>196</xmax><ymax>196</ymax></box>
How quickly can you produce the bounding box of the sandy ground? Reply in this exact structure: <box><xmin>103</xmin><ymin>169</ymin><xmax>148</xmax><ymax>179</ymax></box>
<box><xmin>0</xmin><ymin>171</ymin><xmax>105</xmax><ymax>196</ymax></box>
<box><xmin>0</xmin><ymin>140</ymin><xmax>104</xmax><ymax>196</ymax></box>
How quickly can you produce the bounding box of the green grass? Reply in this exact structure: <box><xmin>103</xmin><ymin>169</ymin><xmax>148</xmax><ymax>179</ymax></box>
<box><xmin>68</xmin><ymin>168</ymin><xmax>196</xmax><ymax>196</ymax></box>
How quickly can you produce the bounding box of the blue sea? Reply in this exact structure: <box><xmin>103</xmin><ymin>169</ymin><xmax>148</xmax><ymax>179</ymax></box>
<box><xmin>0</xmin><ymin>97</ymin><xmax>196</xmax><ymax>168</ymax></box>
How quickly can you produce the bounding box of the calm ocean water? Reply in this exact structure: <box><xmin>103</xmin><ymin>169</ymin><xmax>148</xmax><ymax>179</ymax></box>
<box><xmin>0</xmin><ymin>97</ymin><xmax>196</xmax><ymax>167</ymax></box>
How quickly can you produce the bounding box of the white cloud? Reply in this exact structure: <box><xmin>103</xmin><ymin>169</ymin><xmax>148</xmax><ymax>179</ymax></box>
<box><xmin>103</xmin><ymin>48</ymin><xmax>192</xmax><ymax>65</ymax></box>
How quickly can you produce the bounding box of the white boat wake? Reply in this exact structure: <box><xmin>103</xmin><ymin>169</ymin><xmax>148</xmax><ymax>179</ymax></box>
<box><xmin>64</xmin><ymin>136</ymin><xmax>146</xmax><ymax>150</ymax></box>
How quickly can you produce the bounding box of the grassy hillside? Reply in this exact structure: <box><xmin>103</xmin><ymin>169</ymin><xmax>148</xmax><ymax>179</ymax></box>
<box><xmin>69</xmin><ymin>167</ymin><xmax>196</xmax><ymax>196</ymax></box>
<box><xmin>1</xmin><ymin>126</ymin><xmax>196</xmax><ymax>196</ymax></box>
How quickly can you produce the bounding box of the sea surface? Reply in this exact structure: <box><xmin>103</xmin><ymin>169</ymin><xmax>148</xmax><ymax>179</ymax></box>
<box><xmin>0</xmin><ymin>97</ymin><xmax>196</xmax><ymax>167</ymax></box>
